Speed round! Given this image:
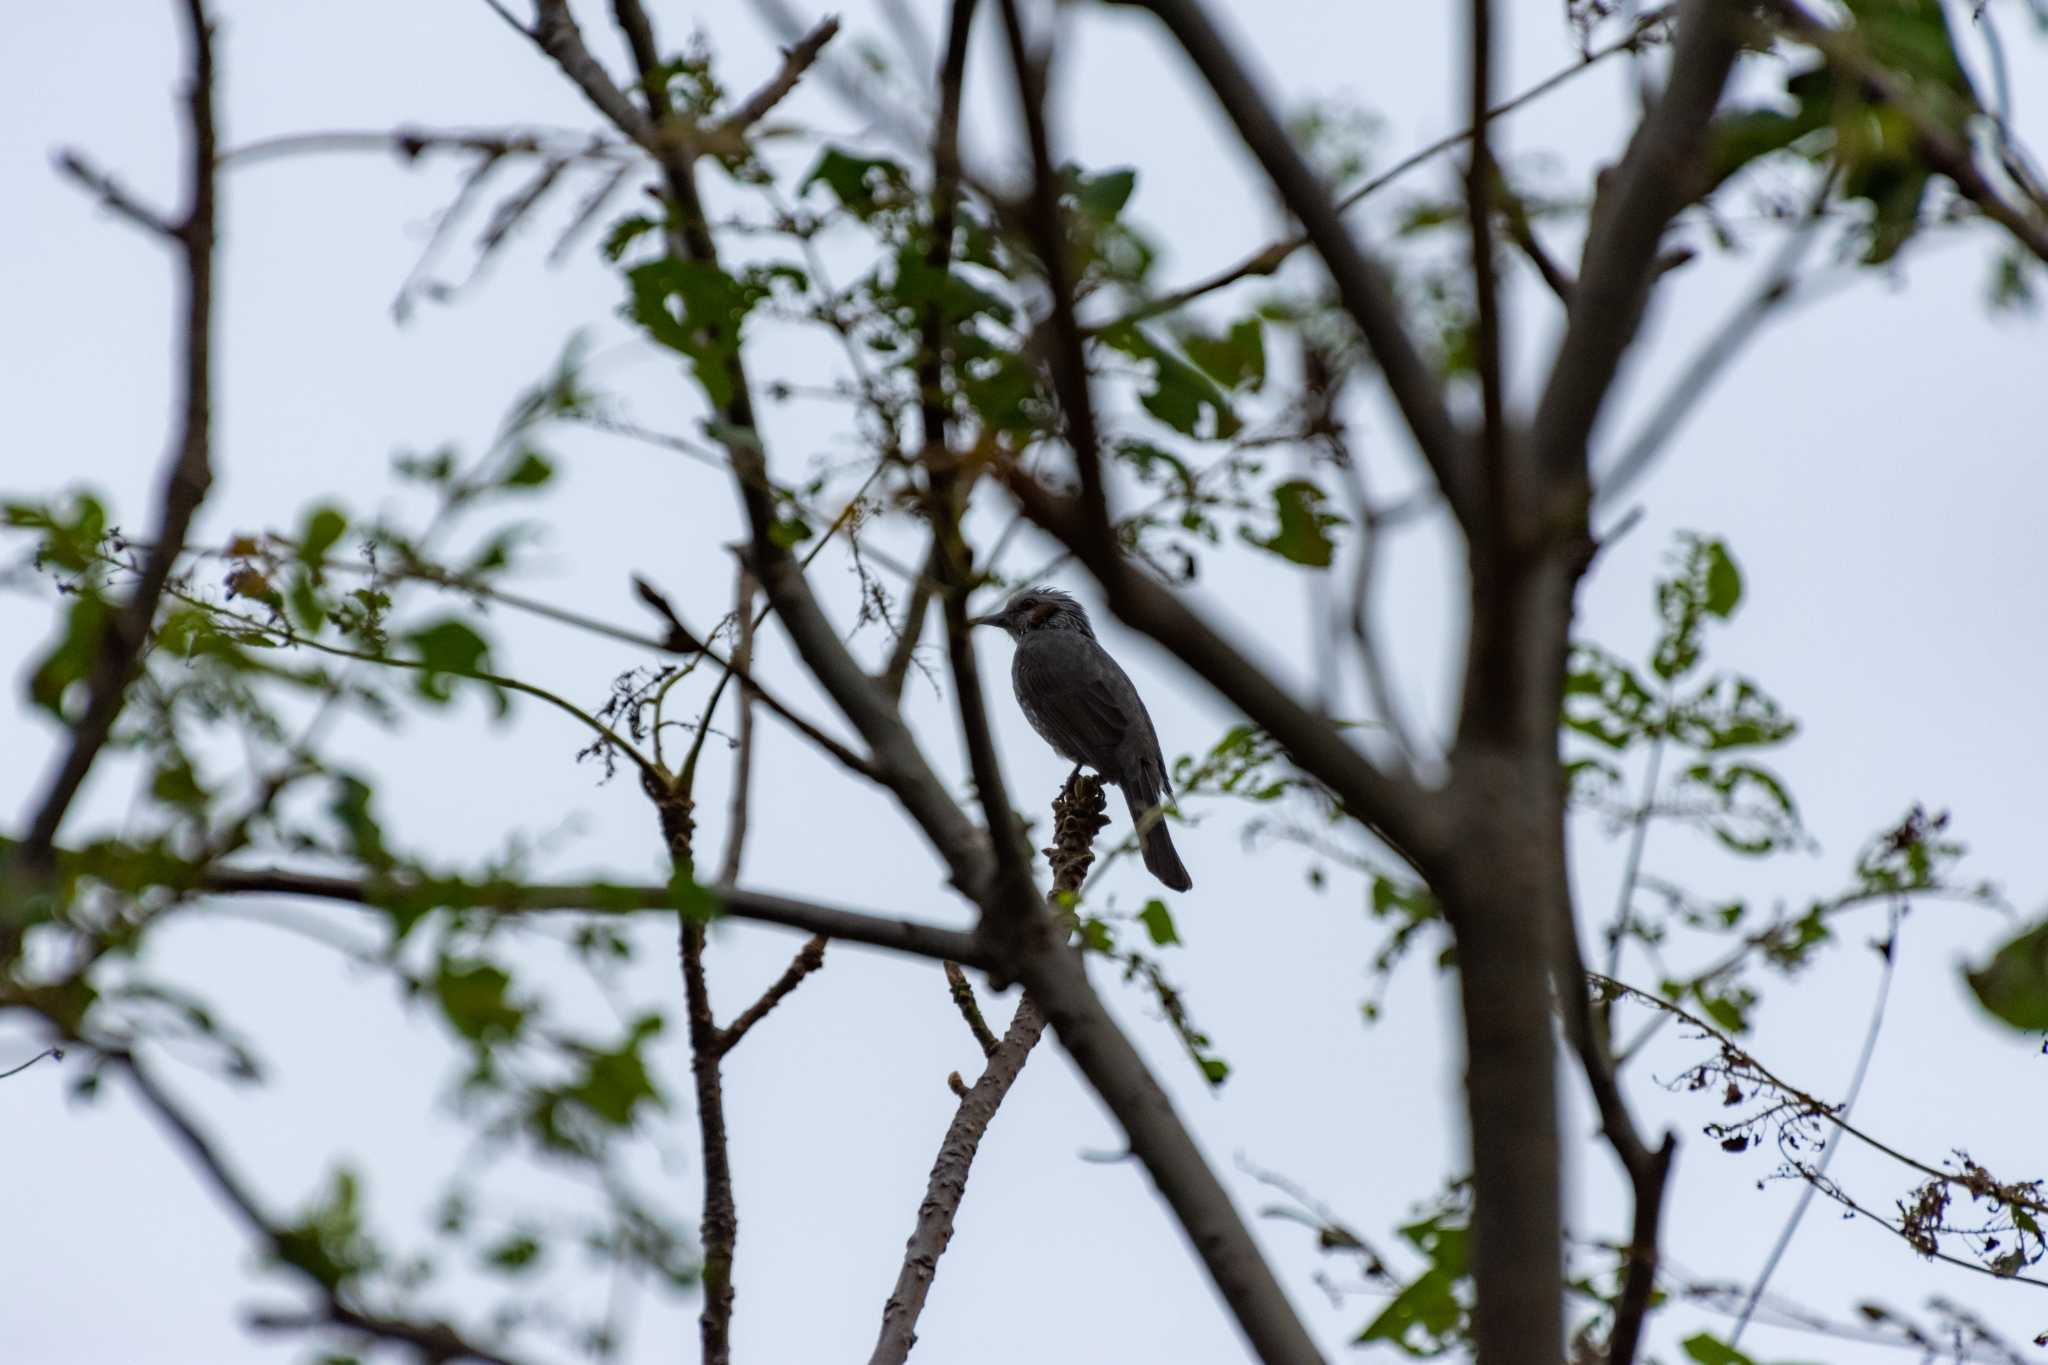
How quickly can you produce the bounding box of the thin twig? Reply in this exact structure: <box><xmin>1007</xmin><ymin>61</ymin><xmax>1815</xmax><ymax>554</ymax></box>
<box><xmin>1120</xmin><ymin>0</ymin><xmax>1472</xmax><ymax>526</ymax></box>
<box><xmin>1595</xmin><ymin>171</ymin><xmax>1837</xmax><ymax>510</ymax></box>
<box><xmin>25</xmin><ymin>0</ymin><xmax>219</xmax><ymax>862</ymax></box>
<box><xmin>943</xmin><ymin>960</ymin><xmax>998</xmax><ymax>1057</ymax></box>
<box><xmin>717</xmin><ymin>568</ymin><xmax>760</xmax><ymax>886</ymax></box>
<box><xmin>117</xmin><ymin>1049</ymin><xmax>527</xmax><ymax>1365</ymax></box>
<box><xmin>1727</xmin><ymin>906</ymin><xmax>1902</xmax><ymax>1349</ymax></box>
<box><xmin>718</xmin><ymin>934</ymin><xmax>829</xmax><ymax>1052</ymax></box>
<box><xmin>716</xmin><ymin>16</ymin><xmax>842</xmax><ymax>136</ymax></box>
<box><xmin>0</xmin><ymin>1047</ymin><xmax>63</xmax><ymax>1080</ymax></box>
<box><xmin>1092</xmin><ymin>9</ymin><xmax>1668</xmax><ymax>334</ymax></box>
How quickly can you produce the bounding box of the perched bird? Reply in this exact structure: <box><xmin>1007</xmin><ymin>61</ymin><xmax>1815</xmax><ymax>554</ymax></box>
<box><xmin>970</xmin><ymin>587</ymin><xmax>1192</xmax><ymax>892</ymax></box>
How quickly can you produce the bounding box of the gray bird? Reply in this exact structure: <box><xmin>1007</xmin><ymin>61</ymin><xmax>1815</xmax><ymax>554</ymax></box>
<box><xmin>971</xmin><ymin>587</ymin><xmax>1192</xmax><ymax>892</ymax></box>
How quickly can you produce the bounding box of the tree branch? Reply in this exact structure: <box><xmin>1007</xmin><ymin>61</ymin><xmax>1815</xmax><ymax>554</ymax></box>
<box><xmin>716</xmin><ymin>16</ymin><xmax>842</xmax><ymax>136</ymax></box>
<box><xmin>717</xmin><ymin>934</ymin><xmax>828</xmax><ymax>1052</ymax></box>
<box><xmin>1466</xmin><ymin>0</ymin><xmax>1505</xmax><ymax>512</ymax></box>
<box><xmin>132</xmin><ymin>856</ymin><xmax>994</xmax><ymax>968</ymax></box>
<box><xmin>1113</xmin><ymin>0</ymin><xmax>1474</xmax><ymax>525</ymax></box>
<box><xmin>717</xmin><ymin>568</ymin><xmax>760</xmax><ymax>885</ymax></box>
<box><xmin>942</xmin><ymin>960</ymin><xmax>998</xmax><ymax>1057</ymax></box>
<box><xmin>1531</xmin><ymin>0</ymin><xmax>1741</xmax><ymax>484</ymax></box>
<box><xmin>869</xmin><ymin>993</ymin><xmax>1045</xmax><ymax>1365</ymax></box>
<box><xmin>527</xmin><ymin>0</ymin><xmax>654</xmax><ymax>145</ymax></box>
<box><xmin>1093</xmin><ymin>10</ymin><xmax>1666</xmax><ymax>334</ymax></box>
<box><xmin>869</xmin><ymin>772</ymin><xmax>1101</xmax><ymax>1365</ymax></box>
<box><xmin>24</xmin><ymin>0</ymin><xmax>219</xmax><ymax>863</ymax></box>
<box><xmin>117</xmin><ymin>1049</ymin><xmax>529</xmax><ymax>1365</ymax></box>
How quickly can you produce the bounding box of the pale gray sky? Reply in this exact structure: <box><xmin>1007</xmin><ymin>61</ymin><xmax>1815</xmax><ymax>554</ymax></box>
<box><xmin>5</xmin><ymin>3</ymin><xmax>2047</xmax><ymax>1363</ymax></box>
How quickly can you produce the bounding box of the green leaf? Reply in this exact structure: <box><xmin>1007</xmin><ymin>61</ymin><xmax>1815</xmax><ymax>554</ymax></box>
<box><xmin>1703</xmin><ymin>540</ymin><xmax>1742</xmax><ymax>617</ymax></box>
<box><xmin>1561</xmin><ymin>644</ymin><xmax>1656</xmax><ymax>749</ymax></box>
<box><xmin>800</xmin><ymin>146</ymin><xmax>908</xmax><ymax>217</ymax></box>
<box><xmin>1244</xmin><ymin>479</ymin><xmax>1342</xmax><ymax>568</ymax></box>
<box><xmin>298</xmin><ymin>505</ymin><xmax>349</xmax><ymax>567</ymax></box>
<box><xmin>482</xmin><ymin>1232</ymin><xmax>544</xmax><ymax>1275</ymax></box>
<box><xmin>1075</xmin><ymin>167</ymin><xmax>1137</xmax><ymax>222</ymax></box>
<box><xmin>1681</xmin><ymin>1333</ymin><xmax>1758</xmax><ymax>1365</ymax></box>
<box><xmin>433</xmin><ymin>959</ymin><xmax>527</xmax><ymax>1043</ymax></box>
<box><xmin>602</xmin><ymin>213</ymin><xmax>657</xmax><ymax>262</ymax></box>
<box><xmin>767</xmin><ymin>514</ymin><xmax>813</xmax><ymax>549</ymax></box>
<box><xmin>500</xmin><ymin>450</ymin><xmax>554</xmax><ymax>490</ymax></box>
<box><xmin>403</xmin><ymin>617</ymin><xmax>503</xmax><ymax>714</ymax></box>
<box><xmin>28</xmin><ymin>593</ymin><xmax>109</xmax><ymax>720</ymax></box>
<box><xmin>1098</xmin><ymin>323</ymin><xmax>1241</xmax><ymax>438</ymax></box>
<box><xmin>1138</xmin><ymin>899</ymin><xmax>1181</xmax><ymax>947</ymax></box>
<box><xmin>622</xmin><ymin>258</ymin><xmax>766</xmax><ymax>408</ymax></box>
<box><xmin>1966</xmin><ymin>921</ymin><xmax>2048</xmax><ymax>1031</ymax></box>
<box><xmin>1179</xmin><ymin>317</ymin><xmax>1266</xmax><ymax>392</ymax></box>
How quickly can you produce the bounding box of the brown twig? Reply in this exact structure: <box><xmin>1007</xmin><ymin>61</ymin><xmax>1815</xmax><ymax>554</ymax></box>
<box><xmin>1115</xmin><ymin>0</ymin><xmax>1473</xmax><ymax>527</ymax></box>
<box><xmin>718</xmin><ymin>934</ymin><xmax>829</xmax><ymax>1052</ymax></box>
<box><xmin>869</xmin><ymin>993</ymin><xmax>1046</xmax><ymax>1365</ymax></box>
<box><xmin>1556</xmin><ymin>911</ymin><xmax>1672</xmax><ymax>1365</ymax></box>
<box><xmin>716</xmin><ymin>16</ymin><xmax>842</xmax><ymax>136</ymax></box>
<box><xmin>717</xmin><ymin>568</ymin><xmax>760</xmax><ymax>886</ymax></box>
<box><xmin>1466</xmin><ymin>0</ymin><xmax>1505</xmax><ymax>512</ymax></box>
<box><xmin>869</xmin><ymin>774</ymin><xmax>1106</xmax><ymax>1365</ymax></box>
<box><xmin>117</xmin><ymin>1049</ymin><xmax>527</xmax><ymax>1365</ymax></box>
<box><xmin>1530</xmin><ymin>0</ymin><xmax>1741</xmax><ymax>484</ymax></box>
<box><xmin>1091</xmin><ymin>10</ymin><xmax>1668</xmax><ymax>334</ymax></box>
<box><xmin>942</xmin><ymin>960</ymin><xmax>998</xmax><ymax>1057</ymax></box>
<box><xmin>97</xmin><ymin>852</ymin><xmax>992</xmax><ymax>967</ymax></box>
<box><xmin>25</xmin><ymin>0</ymin><xmax>219</xmax><ymax>863</ymax></box>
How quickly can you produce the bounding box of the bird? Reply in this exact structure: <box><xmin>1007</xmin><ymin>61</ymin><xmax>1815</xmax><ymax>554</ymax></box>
<box><xmin>970</xmin><ymin>586</ymin><xmax>1192</xmax><ymax>892</ymax></box>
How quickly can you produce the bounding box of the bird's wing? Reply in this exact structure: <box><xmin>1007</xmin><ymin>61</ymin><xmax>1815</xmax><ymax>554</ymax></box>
<box><xmin>1013</xmin><ymin>637</ymin><xmax>1137</xmax><ymax>771</ymax></box>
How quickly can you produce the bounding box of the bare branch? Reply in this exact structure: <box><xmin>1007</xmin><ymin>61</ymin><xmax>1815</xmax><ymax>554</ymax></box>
<box><xmin>718</xmin><ymin>934</ymin><xmax>829</xmax><ymax>1051</ymax></box>
<box><xmin>718</xmin><ymin>568</ymin><xmax>760</xmax><ymax>886</ymax></box>
<box><xmin>118</xmin><ymin>1049</ymin><xmax>529</xmax><ymax>1365</ymax></box>
<box><xmin>1095</xmin><ymin>11</ymin><xmax>1666</xmax><ymax>334</ymax></box>
<box><xmin>528</xmin><ymin>1</ymin><xmax>655</xmax><ymax>145</ymax></box>
<box><xmin>869</xmin><ymin>994</ymin><xmax>1045</xmax><ymax>1365</ymax></box>
<box><xmin>943</xmin><ymin>960</ymin><xmax>998</xmax><ymax>1057</ymax></box>
<box><xmin>1595</xmin><ymin>171</ymin><xmax>1836</xmax><ymax>511</ymax></box>
<box><xmin>870</xmin><ymin>773</ymin><xmax>1102</xmax><ymax>1365</ymax></box>
<box><xmin>51</xmin><ymin>152</ymin><xmax>178</xmax><ymax>237</ymax></box>
<box><xmin>0</xmin><ymin>1047</ymin><xmax>63</xmax><ymax>1080</ymax></box>
<box><xmin>1115</xmin><ymin>0</ymin><xmax>1474</xmax><ymax>524</ymax></box>
<box><xmin>1466</xmin><ymin>0</ymin><xmax>1505</xmax><ymax>510</ymax></box>
<box><xmin>25</xmin><ymin>0</ymin><xmax>219</xmax><ymax>862</ymax></box>
<box><xmin>144</xmin><ymin>857</ymin><xmax>993</xmax><ymax>968</ymax></box>
<box><xmin>716</xmin><ymin>17</ymin><xmax>842</xmax><ymax>136</ymax></box>
<box><xmin>1531</xmin><ymin>0</ymin><xmax>1742</xmax><ymax>483</ymax></box>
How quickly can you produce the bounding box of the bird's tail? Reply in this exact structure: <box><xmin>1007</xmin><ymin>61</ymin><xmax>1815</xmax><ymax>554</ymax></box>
<box><xmin>1126</xmin><ymin>784</ymin><xmax>1192</xmax><ymax>892</ymax></box>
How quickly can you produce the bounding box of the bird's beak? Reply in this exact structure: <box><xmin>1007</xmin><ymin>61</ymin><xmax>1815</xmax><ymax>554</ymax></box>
<box><xmin>967</xmin><ymin>610</ymin><xmax>1001</xmax><ymax>628</ymax></box>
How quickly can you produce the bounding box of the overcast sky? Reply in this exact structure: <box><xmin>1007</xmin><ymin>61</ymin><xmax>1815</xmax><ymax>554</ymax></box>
<box><xmin>5</xmin><ymin>3</ymin><xmax>2048</xmax><ymax>1363</ymax></box>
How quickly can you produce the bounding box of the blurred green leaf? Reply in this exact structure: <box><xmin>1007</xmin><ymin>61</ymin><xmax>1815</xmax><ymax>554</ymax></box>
<box><xmin>1244</xmin><ymin>479</ymin><xmax>1342</xmax><ymax>568</ymax></box>
<box><xmin>1967</xmin><ymin>920</ymin><xmax>2048</xmax><ymax>1031</ymax></box>
<box><xmin>1138</xmin><ymin>899</ymin><xmax>1181</xmax><ymax>947</ymax></box>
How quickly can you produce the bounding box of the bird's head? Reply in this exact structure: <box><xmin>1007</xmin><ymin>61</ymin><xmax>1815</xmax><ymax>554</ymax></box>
<box><xmin>968</xmin><ymin>586</ymin><xmax>1096</xmax><ymax>640</ymax></box>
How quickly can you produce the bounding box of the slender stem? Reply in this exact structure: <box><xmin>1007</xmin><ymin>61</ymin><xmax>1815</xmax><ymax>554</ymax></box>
<box><xmin>26</xmin><ymin>0</ymin><xmax>218</xmax><ymax>862</ymax></box>
<box><xmin>1604</xmin><ymin>735</ymin><xmax>1665</xmax><ymax>985</ymax></box>
<box><xmin>1728</xmin><ymin>906</ymin><xmax>1902</xmax><ymax>1348</ymax></box>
